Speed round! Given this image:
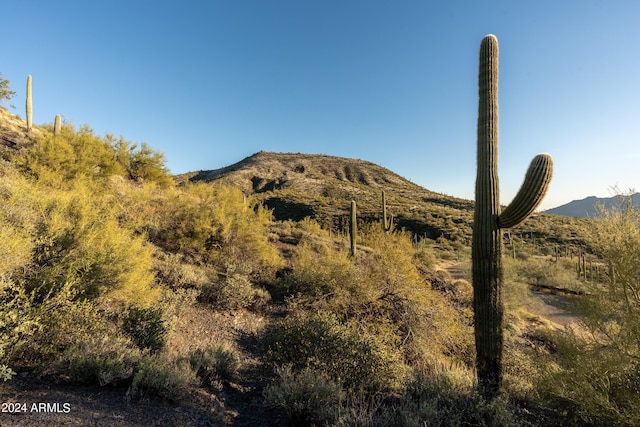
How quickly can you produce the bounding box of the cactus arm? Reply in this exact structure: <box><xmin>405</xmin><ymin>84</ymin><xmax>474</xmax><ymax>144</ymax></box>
<box><xmin>498</xmin><ymin>153</ymin><xmax>554</xmax><ymax>228</ymax></box>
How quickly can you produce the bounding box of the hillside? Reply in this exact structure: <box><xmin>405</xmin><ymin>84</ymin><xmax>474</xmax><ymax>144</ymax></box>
<box><xmin>180</xmin><ymin>151</ymin><xmax>587</xmax><ymax>247</ymax></box>
<box><xmin>0</xmin><ymin>107</ymin><xmax>42</xmax><ymax>149</ymax></box>
<box><xmin>545</xmin><ymin>193</ymin><xmax>640</xmax><ymax>218</ymax></box>
<box><xmin>2</xmin><ymin>106</ymin><xmax>626</xmax><ymax>426</ymax></box>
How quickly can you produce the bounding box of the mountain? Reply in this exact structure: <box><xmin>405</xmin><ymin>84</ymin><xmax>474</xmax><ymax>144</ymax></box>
<box><xmin>179</xmin><ymin>151</ymin><xmax>582</xmax><ymax>245</ymax></box>
<box><xmin>178</xmin><ymin>151</ymin><xmax>475</xmax><ymax>241</ymax></box>
<box><xmin>545</xmin><ymin>193</ymin><xmax>640</xmax><ymax>218</ymax></box>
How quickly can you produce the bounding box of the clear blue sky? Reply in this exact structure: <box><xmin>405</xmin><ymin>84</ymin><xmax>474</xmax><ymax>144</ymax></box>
<box><xmin>3</xmin><ymin>0</ymin><xmax>639</xmax><ymax>210</ymax></box>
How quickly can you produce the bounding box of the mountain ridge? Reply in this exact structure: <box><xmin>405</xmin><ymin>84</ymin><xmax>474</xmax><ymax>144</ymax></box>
<box><xmin>178</xmin><ymin>150</ymin><xmax>582</xmax><ymax>246</ymax></box>
<box><xmin>545</xmin><ymin>193</ymin><xmax>640</xmax><ymax>218</ymax></box>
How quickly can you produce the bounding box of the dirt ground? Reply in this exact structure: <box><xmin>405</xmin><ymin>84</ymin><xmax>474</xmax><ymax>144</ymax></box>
<box><xmin>0</xmin><ymin>376</ymin><xmax>223</xmax><ymax>427</ymax></box>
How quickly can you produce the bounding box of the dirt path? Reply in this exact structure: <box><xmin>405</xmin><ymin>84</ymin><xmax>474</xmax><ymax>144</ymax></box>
<box><xmin>522</xmin><ymin>290</ymin><xmax>581</xmax><ymax>329</ymax></box>
<box><xmin>439</xmin><ymin>261</ymin><xmax>469</xmax><ymax>281</ymax></box>
<box><xmin>438</xmin><ymin>261</ymin><xmax>581</xmax><ymax>329</ymax></box>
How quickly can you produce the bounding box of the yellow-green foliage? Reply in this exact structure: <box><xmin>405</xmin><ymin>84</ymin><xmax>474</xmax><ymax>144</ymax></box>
<box><xmin>359</xmin><ymin>225</ymin><xmax>474</xmax><ymax>369</ymax></box>
<box><xmin>271</xmin><ymin>223</ymin><xmax>473</xmax><ymax>392</ymax></box>
<box><xmin>20</xmin><ymin>124</ymin><xmax>172</xmax><ymax>187</ymax></box>
<box><xmin>124</xmin><ymin>181</ymin><xmax>282</xmax><ymax>269</ymax></box>
<box><xmin>277</xmin><ymin>242</ymin><xmax>360</xmax><ymax>297</ymax></box>
<box><xmin>531</xmin><ymin>199</ymin><xmax>640</xmax><ymax>425</ymax></box>
<box><xmin>0</xmin><ymin>160</ymin><xmax>159</xmax><ymax>305</ymax></box>
<box><xmin>260</xmin><ymin>311</ymin><xmax>405</xmax><ymax>392</ymax></box>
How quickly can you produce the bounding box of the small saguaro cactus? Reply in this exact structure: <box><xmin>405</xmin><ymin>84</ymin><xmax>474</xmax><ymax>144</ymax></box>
<box><xmin>381</xmin><ymin>190</ymin><xmax>393</xmax><ymax>232</ymax></box>
<box><xmin>26</xmin><ymin>75</ymin><xmax>33</xmax><ymax>132</ymax></box>
<box><xmin>350</xmin><ymin>200</ymin><xmax>357</xmax><ymax>257</ymax></box>
<box><xmin>54</xmin><ymin>114</ymin><xmax>61</xmax><ymax>136</ymax></box>
<box><xmin>472</xmin><ymin>34</ymin><xmax>553</xmax><ymax>398</ymax></box>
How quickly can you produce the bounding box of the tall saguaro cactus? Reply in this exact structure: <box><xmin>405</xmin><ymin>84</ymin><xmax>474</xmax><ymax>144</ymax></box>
<box><xmin>54</xmin><ymin>114</ymin><xmax>61</xmax><ymax>136</ymax></box>
<box><xmin>26</xmin><ymin>75</ymin><xmax>33</xmax><ymax>132</ymax></box>
<box><xmin>472</xmin><ymin>34</ymin><xmax>553</xmax><ymax>398</ymax></box>
<box><xmin>350</xmin><ymin>200</ymin><xmax>357</xmax><ymax>257</ymax></box>
<box><xmin>381</xmin><ymin>190</ymin><xmax>393</xmax><ymax>232</ymax></box>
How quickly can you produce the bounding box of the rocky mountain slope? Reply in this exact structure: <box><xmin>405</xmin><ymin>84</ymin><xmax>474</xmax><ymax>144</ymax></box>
<box><xmin>179</xmin><ymin>151</ymin><xmax>584</xmax><ymax>246</ymax></box>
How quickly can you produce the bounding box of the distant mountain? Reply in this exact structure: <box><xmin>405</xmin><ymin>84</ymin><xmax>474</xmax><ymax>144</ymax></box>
<box><xmin>545</xmin><ymin>193</ymin><xmax>640</xmax><ymax>218</ymax></box>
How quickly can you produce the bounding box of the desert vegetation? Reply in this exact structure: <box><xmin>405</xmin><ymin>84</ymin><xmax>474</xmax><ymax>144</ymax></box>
<box><xmin>1</xmin><ymin>67</ymin><xmax>639</xmax><ymax>426</ymax></box>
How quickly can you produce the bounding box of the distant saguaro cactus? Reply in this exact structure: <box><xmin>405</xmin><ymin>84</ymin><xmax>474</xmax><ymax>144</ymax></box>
<box><xmin>472</xmin><ymin>34</ymin><xmax>553</xmax><ymax>398</ymax></box>
<box><xmin>26</xmin><ymin>75</ymin><xmax>33</xmax><ymax>132</ymax></box>
<box><xmin>54</xmin><ymin>114</ymin><xmax>61</xmax><ymax>136</ymax></box>
<box><xmin>381</xmin><ymin>190</ymin><xmax>393</xmax><ymax>233</ymax></box>
<box><xmin>350</xmin><ymin>200</ymin><xmax>357</xmax><ymax>257</ymax></box>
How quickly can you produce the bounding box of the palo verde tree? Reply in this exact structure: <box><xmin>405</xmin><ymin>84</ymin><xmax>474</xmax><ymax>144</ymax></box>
<box><xmin>0</xmin><ymin>72</ymin><xmax>16</xmax><ymax>107</ymax></box>
<box><xmin>472</xmin><ymin>34</ymin><xmax>553</xmax><ymax>398</ymax></box>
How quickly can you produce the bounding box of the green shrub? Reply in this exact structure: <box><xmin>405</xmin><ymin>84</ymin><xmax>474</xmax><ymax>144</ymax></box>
<box><xmin>537</xmin><ymin>328</ymin><xmax>640</xmax><ymax>426</ymax></box>
<box><xmin>0</xmin><ymin>168</ymin><xmax>160</xmax><ymax>306</ymax></box>
<box><xmin>20</xmin><ymin>126</ymin><xmax>172</xmax><ymax>187</ymax></box>
<box><xmin>259</xmin><ymin>311</ymin><xmax>404</xmax><ymax>392</ymax></box>
<box><xmin>534</xmin><ymin>197</ymin><xmax>640</xmax><ymax>425</ymax></box>
<box><xmin>394</xmin><ymin>371</ymin><xmax>523</xmax><ymax>427</ymax></box>
<box><xmin>264</xmin><ymin>365</ymin><xmax>341</xmax><ymax>425</ymax></box>
<box><xmin>0</xmin><ymin>279</ymin><xmax>40</xmax><ymax>371</ymax></box>
<box><xmin>275</xmin><ymin>243</ymin><xmax>360</xmax><ymax>297</ymax></box>
<box><xmin>153</xmin><ymin>252</ymin><xmax>210</xmax><ymax>289</ymax></box>
<box><xmin>130</xmin><ymin>353</ymin><xmax>196</xmax><ymax>400</ymax></box>
<box><xmin>67</xmin><ymin>333</ymin><xmax>141</xmax><ymax>386</ymax></box>
<box><xmin>200</xmin><ymin>263</ymin><xmax>270</xmax><ymax>310</ymax></box>
<box><xmin>129</xmin><ymin>182</ymin><xmax>282</xmax><ymax>270</ymax></box>
<box><xmin>189</xmin><ymin>345</ymin><xmax>241</xmax><ymax>386</ymax></box>
<box><xmin>122</xmin><ymin>306</ymin><xmax>168</xmax><ymax>353</ymax></box>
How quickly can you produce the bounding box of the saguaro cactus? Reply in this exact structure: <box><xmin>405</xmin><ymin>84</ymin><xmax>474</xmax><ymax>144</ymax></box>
<box><xmin>26</xmin><ymin>75</ymin><xmax>33</xmax><ymax>132</ymax></box>
<box><xmin>381</xmin><ymin>190</ymin><xmax>393</xmax><ymax>232</ymax></box>
<box><xmin>54</xmin><ymin>114</ymin><xmax>61</xmax><ymax>136</ymax></box>
<box><xmin>472</xmin><ymin>34</ymin><xmax>553</xmax><ymax>398</ymax></box>
<box><xmin>350</xmin><ymin>200</ymin><xmax>357</xmax><ymax>257</ymax></box>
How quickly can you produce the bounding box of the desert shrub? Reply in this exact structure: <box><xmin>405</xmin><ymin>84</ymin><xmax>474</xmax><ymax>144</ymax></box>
<box><xmin>275</xmin><ymin>243</ymin><xmax>360</xmax><ymax>297</ymax></box>
<box><xmin>129</xmin><ymin>182</ymin><xmax>282</xmax><ymax>270</ymax></box>
<box><xmin>413</xmin><ymin>245</ymin><xmax>437</xmax><ymax>274</ymax></box>
<box><xmin>0</xmin><ymin>351</ymin><xmax>14</xmax><ymax>381</ymax></box>
<box><xmin>23</xmin><ymin>125</ymin><xmax>124</xmax><ymax>180</ymax></box>
<box><xmin>189</xmin><ymin>345</ymin><xmax>241</xmax><ymax>386</ymax></box>
<box><xmin>125</xmin><ymin>141</ymin><xmax>173</xmax><ymax>186</ymax></box>
<box><xmin>0</xmin><ymin>279</ymin><xmax>39</xmax><ymax>379</ymax></box>
<box><xmin>537</xmin><ymin>197</ymin><xmax>640</xmax><ymax>425</ymax></box>
<box><xmin>153</xmin><ymin>252</ymin><xmax>210</xmax><ymax>289</ymax></box>
<box><xmin>200</xmin><ymin>262</ymin><xmax>270</xmax><ymax>310</ymax></box>
<box><xmin>130</xmin><ymin>353</ymin><xmax>197</xmax><ymax>400</ymax></box>
<box><xmin>359</xmin><ymin>226</ymin><xmax>474</xmax><ymax>370</ymax></box>
<box><xmin>0</xmin><ymin>167</ymin><xmax>159</xmax><ymax>306</ymax></box>
<box><xmin>5</xmin><ymin>283</ymin><xmax>107</xmax><ymax>368</ymax></box>
<box><xmin>263</xmin><ymin>365</ymin><xmax>341</xmax><ymax>425</ymax></box>
<box><xmin>0</xmin><ymin>281</ymin><xmax>140</xmax><ymax>384</ymax></box>
<box><xmin>394</xmin><ymin>371</ymin><xmax>523</xmax><ymax>427</ymax></box>
<box><xmin>122</xmin><ymin>306</ymin><xmax>168</xmax><ymax>353</ymax></box>
<box><xmin>537</xmin><ymin>328</ymin><xmax>640</xmax><ymax>426</ymax></box>
<box><xmin>31</xmin><ymin>183</ymin><xmax>159</xmax><ymax>304</ymax></box>
<box><xmin>67</xmin><ymin>333</ymin><xmax>141</xmax><ymax>386</ymax></box>
<box><xmin>19</xmin><ymin>126</ymin><xmax>172</xmax><ymax>187</ymax></box>
<box><xmin>259</xmin><ymin>311</ymin><xmax>404</xmax><ymax>392</ymax></box>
